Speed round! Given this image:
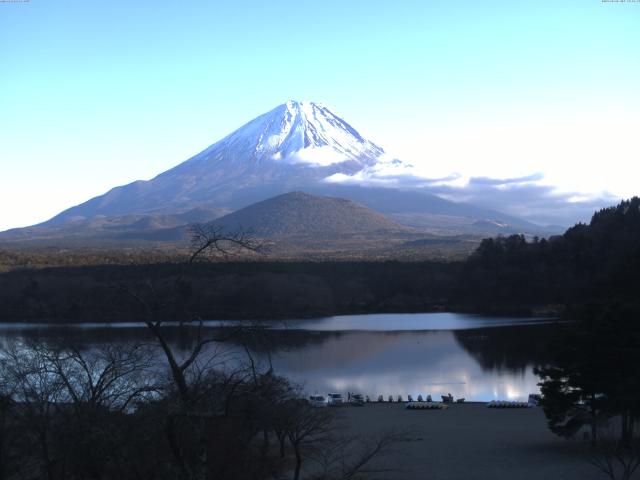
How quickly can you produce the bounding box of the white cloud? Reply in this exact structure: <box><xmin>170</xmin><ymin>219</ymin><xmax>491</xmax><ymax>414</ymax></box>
<box><xmin>365</xmin><ymin>107</ymin><xmax>640</xmax><ymax>201</ymax></box>
<box><xmin>273</xmin><ymin>146</ymin><xmax>349</xmax><ymax>167</ymax></box>
<box><xmin>323</xmin><ymin>158</ymin><xmax>617</xmax><ymax>226</ymax></box>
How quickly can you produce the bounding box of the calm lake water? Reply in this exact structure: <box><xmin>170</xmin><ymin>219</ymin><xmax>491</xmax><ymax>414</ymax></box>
<box><xmin>0</xmin><ymin>313</ymin><xmax>559</xmax><ymax>402</ymax></box>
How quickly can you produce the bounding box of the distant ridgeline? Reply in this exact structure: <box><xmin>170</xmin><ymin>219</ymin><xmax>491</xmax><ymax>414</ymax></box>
<box><xmin>457</xmin><ymin>197</ymin><xmax>640</xmax><ymax>315</ymax></box>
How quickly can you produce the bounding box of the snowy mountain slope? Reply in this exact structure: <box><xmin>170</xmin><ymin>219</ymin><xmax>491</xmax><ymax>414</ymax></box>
<box><xmin>9</xmin><ymin>100</ymin><xmax>549</xmax><ymax>240</ymax></box>
<box><xmin>203</xmin><ymin>100</ymin><xmax>385</xmax><ymax>166</ymax></box>
<box><xmin>44</xmin><ymin>101</ymin><xmax>399</xmax><ymax>224</ymax></box>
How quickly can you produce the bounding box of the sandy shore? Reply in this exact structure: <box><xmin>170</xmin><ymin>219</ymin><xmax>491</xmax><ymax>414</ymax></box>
<box><xmin>334</xmin><ymin>403</ymin><xmax>600</xmax><ymax>480</ymax></box>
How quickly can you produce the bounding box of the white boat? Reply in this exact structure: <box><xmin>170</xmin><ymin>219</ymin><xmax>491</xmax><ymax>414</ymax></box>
<box><xmin>309</xmin><ymin>395</ymin><xmax>327</xmax><ymax>407</ymax></box>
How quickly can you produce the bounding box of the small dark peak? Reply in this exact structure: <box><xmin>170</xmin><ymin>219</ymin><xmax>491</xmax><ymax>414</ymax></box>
<box><xmin>212</xmin><ymin>191</ymin><xmax>409</xmax><ymax>237</ymax></box>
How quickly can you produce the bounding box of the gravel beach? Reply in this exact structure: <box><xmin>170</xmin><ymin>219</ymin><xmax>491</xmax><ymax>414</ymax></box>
<box><xmin>335</xmin><ymin>403</ymin><xmax>601</xmax><ymax>480</ymax></box>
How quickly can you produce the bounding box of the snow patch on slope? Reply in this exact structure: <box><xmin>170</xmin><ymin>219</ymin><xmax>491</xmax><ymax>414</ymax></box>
<box><xmin>214</xmin><ymin>100</ymin><xmax>387</xmax><ymax>167</ymax></box>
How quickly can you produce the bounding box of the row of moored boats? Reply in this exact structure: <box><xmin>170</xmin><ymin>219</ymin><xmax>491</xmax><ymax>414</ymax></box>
<box><xmin>309</xmin><ymin>393</ymin><xmax>462</xmax><ymax>407</ymax></box>
<box><xmin>308</xmin><ymin>393</ymin><xmax>542</xmax><ymax>408</ymax></box>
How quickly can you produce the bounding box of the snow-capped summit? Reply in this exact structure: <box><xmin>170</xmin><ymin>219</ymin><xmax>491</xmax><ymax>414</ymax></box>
<box><xmin>188</xmin><ymin>100</ymin><xmax>385</xmax><ymax>168</ymax></box>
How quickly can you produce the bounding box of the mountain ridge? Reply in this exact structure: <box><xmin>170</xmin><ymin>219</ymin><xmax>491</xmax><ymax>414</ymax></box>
<box><xmin>3</xmin><ymin>100</ymin><xmax>557</xmax><ymax>244</ymax></box>
<box><xmin>44</xmin><ymin>100</ymin><xmax>394</xmax><ymax>225</ymax></box>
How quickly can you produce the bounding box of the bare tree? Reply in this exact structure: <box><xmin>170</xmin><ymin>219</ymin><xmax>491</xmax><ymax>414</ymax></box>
<box><xmin>35</xmin><ymin>342</ymin><xmax>156</xmax><ymax>412</ymax></box>
<box><xmin>0</xmin><ymin>375</ymin><xmax>17</xmax><ymax>480</ymax></box>
<box><xmin>113</xmin><ymin>224</ymin><xmax>264</xmax><ymax>480</ymax></box>
<box><xmin>308</xmin><ymin>429</ymin><xmax>409</xmax><ymax>480</ymax></box>
<box><xmin>279</xmin><ymin>398</ymin><xmax>409</xmax><ymax>480</ymax></box>
<box><xmin>188</xmin><ymin>223</ymin><xmax>260</xmax><ymax>264</ymax></box>
<box><xmin>588</xmin><ymin>430</ymin><xmax>640</xmax><ymax>480</ymax></box>
<box><xmin>1</xmin><ymin>340</ymin><xmax>157</xmax><ymax>480</ymax></box>
<box><xmin>2</xmin><ymin>342</ymin><xmax>68</xmax><ymax>480</ymax></box>
<box><xmin>118</xmin><ymin>224</ymin><xmax>259</xmax><ymax>405</ymax></box>
<box><xmin>283</xmin><ymin>401</ymin><xmax>337</xmax><ymax>480</ymax></box>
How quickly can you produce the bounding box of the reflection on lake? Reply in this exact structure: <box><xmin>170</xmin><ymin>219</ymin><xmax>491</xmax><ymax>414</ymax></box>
<box><xmin>0</xmin><ymin>313</ymin><xmax>559</xmax><ymax>401</ymax></box>
<box><xmin>271</xmin><ymin>312</ymin><xmax>553</xmax><ymax>331</ymax></box>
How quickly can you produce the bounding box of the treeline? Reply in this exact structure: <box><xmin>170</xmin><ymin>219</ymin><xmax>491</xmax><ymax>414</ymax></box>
<box><xmin>506</xmin><ymin>199</ymin><xmax>640</xmax><ymax>468</ymax></box>
<box><xmin>0</xmin><ymin>248</ymin><xmax>188</xmax><ymax>273</ymax></box>
<box><xmin>457</xmin><ymin>197</ymin><xmax>640</xmax><ymax>313</ymax></box>
<box><xmin>2</xmin><ymin>197</ymin><xmax>640</xmax><ymax>323</ymax></box>
<box><xmin>0</xmin><ymin>261</ymin><xmax>459</xmax><ymax>323</ymax></box>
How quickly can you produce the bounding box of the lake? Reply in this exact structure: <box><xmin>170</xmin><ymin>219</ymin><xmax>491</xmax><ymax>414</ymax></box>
<box><xmin>0</xmin><ymin>313</ymin><xmax>559</xmax><ymax>402</ymax></box>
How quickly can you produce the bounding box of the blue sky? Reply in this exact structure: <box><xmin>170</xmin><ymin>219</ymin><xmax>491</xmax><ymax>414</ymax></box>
<box><xmin>1</xmin><ymin>0</ymin><xmax>639</xmax><ymax>229</ymax></box>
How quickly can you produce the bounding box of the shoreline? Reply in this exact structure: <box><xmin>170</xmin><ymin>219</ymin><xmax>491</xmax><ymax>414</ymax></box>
<box><xmin>0</xmin><ymin>311</ymin><xmax>561</xmax><ymax>326</ymax></box>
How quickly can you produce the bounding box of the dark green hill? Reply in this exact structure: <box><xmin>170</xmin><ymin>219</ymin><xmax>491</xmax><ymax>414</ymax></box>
<box><xmin>212</xmin><ymin>191</ymin><xmax>411</xmax><ymax>237</ymax></box>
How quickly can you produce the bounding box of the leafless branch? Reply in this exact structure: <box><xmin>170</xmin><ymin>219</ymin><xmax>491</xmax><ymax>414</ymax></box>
<box><xmin>587</xmin><ymin>433</ymin><xmax>640</xmax><ymax>480</ymax></box>
<box><xmin>188</xmin><ymin>223</ymin><xmax>262</xmax><ymax>264</ymax></box>
<box><xmin>308</xmin><ymin>429</ymin><xmax>410</xmax><ymax>480</ymax></box>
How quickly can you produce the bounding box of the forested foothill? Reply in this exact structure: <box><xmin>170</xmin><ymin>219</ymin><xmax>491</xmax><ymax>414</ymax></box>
<box><xmin>2</xmin><ymin>198</ymin><xmax>640</xmax><ymax>323</ymax></box>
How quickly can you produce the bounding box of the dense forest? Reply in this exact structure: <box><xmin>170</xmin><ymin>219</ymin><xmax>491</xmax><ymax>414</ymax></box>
<box><xmin>0</xmin><ymin>197</ymin><xmax>639</xmax><ymax>323</ymax></box>
<box><xmin>0</xmin><ymin>261</ymin><xmax>458</xmax><ymax>323</ymax></box>
<box><xmin>458</xmin><ymin>197</ymin><xmax>640</xmax><ymax>314</ymax></box>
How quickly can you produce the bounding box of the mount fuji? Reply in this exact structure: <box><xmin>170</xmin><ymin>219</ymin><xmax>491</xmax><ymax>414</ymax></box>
<box><xmin>2</xmin><ymin>100</ymin><xmax>550</xmax><ymax>246</ymax></box>
<box><xmin>45</xmin><ymin>100</ymin><xmax>407</xmax><ymax>223</ymax></box>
